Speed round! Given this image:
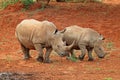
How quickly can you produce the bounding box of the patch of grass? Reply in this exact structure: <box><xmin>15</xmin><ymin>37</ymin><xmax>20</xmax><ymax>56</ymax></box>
<box><xmin>67</xmin><ymin>53</ymin><xmax>78</xmax><ymax>62</ymax></box>
<box><xmin>6</xmin><ymin>54</ymin><xmax>13</xmax><ymax>62</ymax></box>
<box><xmin>65</xmin><ymin>0</ymin><xmax>103</xmax><ymax>3</ymax></box>
<box><xmin>38</xmin><ymin>1</ymin><xmax>46</xmax><ymax>10</ymax></box>
<box><xmin>85</xmin><ymin>65</ymin><xmax>102</xmax><ymax>71</ymax></box>
<box><xmin>103</xmin><ymin>39</ymin><xmax>114</xmax><ymax>51</ymax></box>
<box><xmin>0</xmin><ymin>0</ymin><xmax>35</xmax><ymax>10</ymax></box>
<box><xmin>21</xmin><ymin>0</ymin><xmax>34</xmax><ymax>9</ymax></box>
<box><xmin>106</xmin><ymin>42</ymin><xmax>114</xmax><ymax>50</ymax></box>
<box><xmin>0</xmin><ymin>0</ymin><xmax>19</xmax><ymax>9</ymax></box>
<box><xmin>104</xmin><ymin>77</ymin><xmax>113</xmax><ymax>80</ymax></box>
<box><xmin>95</xmin><ymin>67</ymin><xmax>101</xmax><ymax>70</ymax></box>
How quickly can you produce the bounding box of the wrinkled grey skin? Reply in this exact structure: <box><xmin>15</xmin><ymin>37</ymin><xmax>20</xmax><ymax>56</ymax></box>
<box><xmin>15</xmin><ymin>19</ymin><xmax>73</xmax><ymax>63</ymax></box>
<box><xmin>63</xmin><ymin>25</ymin><xmax>106</xmax><ymax>61</ymax></box>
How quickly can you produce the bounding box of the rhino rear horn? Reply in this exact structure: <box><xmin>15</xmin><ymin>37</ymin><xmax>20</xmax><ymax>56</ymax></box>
<box><xmin>60</xmin><ymin>28</ymin><xmax>66</xmax><ymax>33</ymax></box>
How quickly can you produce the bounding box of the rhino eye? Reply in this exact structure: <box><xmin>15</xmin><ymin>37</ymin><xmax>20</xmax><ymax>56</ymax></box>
<box><xmin>57</xmin><ymin>45</ymin><xmax>60</xmax><ymax>48</ymax></box>
<box><xmin>99</xmin><ymin>48</ymin><xmax>102</xmax><ymax>50</ymax></box>
<box><xmin>54</xmin><ymin>29</ymin><xmax>58</xmax><ymax>34</ymax></box>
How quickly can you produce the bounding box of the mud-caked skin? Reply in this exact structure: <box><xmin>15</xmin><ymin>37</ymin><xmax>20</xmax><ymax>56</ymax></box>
<box><xmin>15</xmin><ymin>19</ymin><xmax>74</xmax><ymax>63</ymax></box>
<box><xmin>63</xmin><ymin>25</ymin><xmax>106</xmax><ymax>61</ymax></box>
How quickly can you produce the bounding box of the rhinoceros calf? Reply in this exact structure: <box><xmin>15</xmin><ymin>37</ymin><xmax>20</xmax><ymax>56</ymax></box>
<box><xmin>63</xmin><ymin>25</ymin><xmax>106</xmax><ymax>61</ymax></box>
<box><xmin>15</xmin><ymin>19</ymin><xmax>73</xmax><ymax>63</ymax></box>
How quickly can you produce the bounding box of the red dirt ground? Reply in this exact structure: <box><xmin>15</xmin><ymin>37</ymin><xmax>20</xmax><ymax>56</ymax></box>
<box><xmin>0</xmin><ymin>0</ymin><xmax>120</xmax><ymax>80</ymax></box>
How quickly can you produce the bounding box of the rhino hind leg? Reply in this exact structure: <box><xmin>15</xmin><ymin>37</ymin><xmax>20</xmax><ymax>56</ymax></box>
<box><xmin>34</xmin><ymin>44</ymin><xmax>44</xmax><ymax>62</ymax></box>
<box><xmin>20</xmin><ymin>43</ymin><xmax>31</xmax><ymax>60</ymax></box>
<box><xmin>86</xmin><ymin>47</ymin><xmax>94</xmax><ymax>61</ymax></box>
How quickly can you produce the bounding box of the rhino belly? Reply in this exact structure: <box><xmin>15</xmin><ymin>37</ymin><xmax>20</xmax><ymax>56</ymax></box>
<box><xmin>18</xmin><ymin>36</ymin><xmax>35</xmax><ymax>49</ymax></box>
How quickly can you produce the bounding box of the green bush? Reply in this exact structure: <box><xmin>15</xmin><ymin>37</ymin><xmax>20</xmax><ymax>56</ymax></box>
<box><xmin>0</xmin><ymin>0</ymin><xmax>34</xmax><ymax>9</ymax></box>
<box><xmin>0</xmin><ymin>0</ymin><xmax>19</xmax><ymax>9</ymax></box>
<box><xmin>21</xmin><ymin>0</ymin><xmax>34</xmax><ymax>9</ymax></box>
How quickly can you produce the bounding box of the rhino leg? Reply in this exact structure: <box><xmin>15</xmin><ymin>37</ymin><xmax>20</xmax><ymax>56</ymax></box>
<box><xmin>78</xmin><ymin>45</ymin><xmax>86</xmax><ymax>61</ymax></box>
<box><xmin>34</xmin><ymin>44</ymin><xmax>44</xmax><ymax>62</ymax></box>
<box><xmin>44</xmin><ymin>48</ymin><xmax>52</xmax><ymax>63</ymax></box>
<box><xmin>20</xmin><ymin>43</ymin><xmax>31</xmax><ymax>60</ymax></box>
<box><xmin>86</xmin><ymin>47</ymin><xmax>94</xmax><ymax>61</ymax></box>
<box><xmin>66</xmin><ymin>49</ymin><xmax>74</xmax><ymax>60</ymax></box>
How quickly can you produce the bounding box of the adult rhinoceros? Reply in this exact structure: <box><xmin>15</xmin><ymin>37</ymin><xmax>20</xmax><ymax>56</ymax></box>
<box><xmin>15</xmin><ymin>19</ymin><xmax>73</xmax><ymax>63</ymax></box>
<box><xmin>63</xmin><ymin>25</ymin><xmax>106</xmax><ymax>61</ymax></box>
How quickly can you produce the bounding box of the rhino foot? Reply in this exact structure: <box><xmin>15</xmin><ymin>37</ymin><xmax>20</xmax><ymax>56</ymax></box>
<box><xmin>37</xmin><ymin>57</ymin><xmax>44</xmax><ymax>62</ymax></box>
<box><xmin>88</xmin><ymin>58</ymin><xmax>94</xmax><ymax>61</ymax></box>
<box><xmin>23</xmin><ymin>56</ymin><xmax>31</xmax><ymax>60</ymax></box>
<box><xmin>66</xmin><ymin>56</ymin><xmax>70</xmax><ymax>60</ymax></box>
<box><xmin>44</xmin><ymin>60</ymin><xmax>52</xmax><ymax>63</ymax></box>
<box><xmin>98</xmin><ymin>56</ymin><xmax>104</xmax><ymax>58</ymax></box>
<box><xmin>79</xmin><ymin>56</ymin><xmax>84</xmax><ymax>61</ymax></box>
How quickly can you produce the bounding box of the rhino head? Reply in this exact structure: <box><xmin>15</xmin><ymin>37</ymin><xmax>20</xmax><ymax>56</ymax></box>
<box><xmin>51</xmin><ymin>29</ymin><xmax>74</xmax><ymax>57</ymax></box>
<box><xmin>94</xmin><ymin>34</ymin><xmax>106</xmax><ymax>58</ymax></box>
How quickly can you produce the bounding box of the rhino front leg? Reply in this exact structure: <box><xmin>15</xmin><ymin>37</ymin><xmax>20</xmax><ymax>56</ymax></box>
<box><xmin>44</xmin><ymin>48</ymin><xmax>52</xmax><ymax>63</ymax></box>
<box><xmin>20</xmin><ymin>43</ymin><xmax>31</xmax><ymax>60</ymax></box>
<box><xmin>78</xmin><ymin>45</ymin><xmax>86</xmax><ymax>61</ymax></box>
<box><xmin>86</xmin><ymin>47</ymin><xmax>94</xmax><ymax>61</ymax></box>
<box><xmin>66</xmin><ymin>49</ymin><xmax>74</xmax><ymax>60</ymax></box>
<box><xmin>34</xmin><ymin>44</ymin><xmax>44</xmax><ymax>62</ymax></box>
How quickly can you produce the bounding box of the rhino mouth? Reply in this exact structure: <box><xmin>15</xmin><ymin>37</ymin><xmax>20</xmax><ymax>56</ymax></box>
<box><xmin>98</xmin><ymin>55</ymin><xmax>105</xmax><ymax>58</ymax></box>
<box><xmin>59</xmin><ymin>52</ymin><xmax>68</xmax><ymax>57</ymax></box>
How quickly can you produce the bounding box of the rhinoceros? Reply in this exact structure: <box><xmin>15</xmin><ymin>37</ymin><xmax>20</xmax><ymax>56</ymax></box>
<box><xmin>15</xmin><ymin>19</ymin><xmax>73</xmax><ymax>63</ymax></box>
<box><xmin>63</xmin><ymin>25</ymin><xmax>106</xmax><ymax>61</ymax></box>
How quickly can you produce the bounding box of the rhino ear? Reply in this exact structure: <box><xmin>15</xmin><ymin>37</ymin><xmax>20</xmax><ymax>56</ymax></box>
<box><xmin>99</xmin><ymin>34</ymin><xmax>105</xmax><ymax>40</ymax></box>
<box><xmin>63</xmin><ymin>41</ymin><xmax>66</xmax><ymax>45</ymax></box>
<box><xmin>53</xmin><ymin>29</ymin><xmax>58</xmax><ymax>34</ymax></box>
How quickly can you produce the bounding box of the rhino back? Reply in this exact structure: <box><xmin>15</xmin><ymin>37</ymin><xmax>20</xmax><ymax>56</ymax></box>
<box><xmin>15</xmin><ymin>19</ymin><xmax>56</xmax><ymax>49</ymax></box>
<box><xmin>63</xmin><ymin>25</ymin><xmax>101</xmax><ymax>48</ymax></box>
<box><xmin>32</xmin><ymin>20</ymin><xmax>57</xmax><ymax>44</ymax></box>
<box><xmin>81</xmin><ymin>28</ymin><xmax>101</xmax><ymax>47</ymax></box>
<box><xmin>63</xmin><ymin>25</ymin><xmax>84</xmax><ymax>46</ymax></box>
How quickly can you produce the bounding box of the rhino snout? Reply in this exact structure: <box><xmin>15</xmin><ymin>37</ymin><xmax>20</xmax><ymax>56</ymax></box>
<box><xmin>98</xmin><ymin>54</ymin><xmax>105</xmax><ymax>58</ymax></box>
<box><xmin>98</xmin><ymin>51</ymin><xmax>110</xmax><ymax>58</ymax></box>
<box><xmin>59</xmin><ymin>52</ymin><xmax>68</xmax><ymax>57</ymax></box>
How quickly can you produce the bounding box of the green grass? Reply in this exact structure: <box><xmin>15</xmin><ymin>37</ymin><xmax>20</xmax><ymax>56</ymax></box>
<box><xmin>65</xmin><ymin>0</ymin><xmax>103</xmax><ymax>3</ymax></box>
<box><xmin>104</xmin><ymin>77</ymin><xmax>113</xmax><ymax>80</ymax></box>
<box><xmin>67</xmin><ymin>53</ymin><xmax>78</xmax><ymax>62</ymax></box>
<box><xmin>106</xmin><ymin>42</ymin><xmax>114</xmax><ymax>50</ymax></box>
<box><xmin>0</xmin><ymin>0</ymin><xmax>19</xmax><ymax>9</ymax></box>
<box><xmin>95</xmin><ymin>67</ymin><xmax>101</xmax><ymax>70</ymax></box>
<box><xmin>0</xmin><ymin>0</ymin><xmax>35</xmax><ymax>9</ymax></box>
<box><xmin>6</xmin><ymin>54</ymin><xmax>13</xmax><ymax>62</ymax></box>
<box><xmin>21</xmin><ymin>0</ymin><xmax>34</xmax><ymax>9</ymax></box>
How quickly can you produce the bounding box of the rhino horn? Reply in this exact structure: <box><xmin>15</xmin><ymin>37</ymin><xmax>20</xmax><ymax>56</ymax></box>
<box><xmin>66</xmin><ymin>40</ymin><xmax>75</xmax><ymax>50</ymax></box>
<box><xmin>60</xmin><ymin>29</ymin><xmax>66</xmax><ymax>33</ymax></box>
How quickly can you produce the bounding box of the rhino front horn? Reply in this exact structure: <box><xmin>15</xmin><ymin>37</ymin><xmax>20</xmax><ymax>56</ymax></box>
<box><xmin>66</xmin><ymin>41</ymin><xmax>75</xmax><ymax>50</ymax></box>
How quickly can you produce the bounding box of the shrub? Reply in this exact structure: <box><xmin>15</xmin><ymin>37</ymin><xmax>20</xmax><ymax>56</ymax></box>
<box><xmin>0</xmin><ymin>0</ymin><xmax>35</xmax><ymax>9</ymax></box>
<box><xmin>21</xmin><ymin>0</ymin><xmax>34</xmax><ymax>9</ymax></box>
<box><xmin>0</xmin><ymin>0</ymin><xmax>19</xmax><ymax>9</ymax></box>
